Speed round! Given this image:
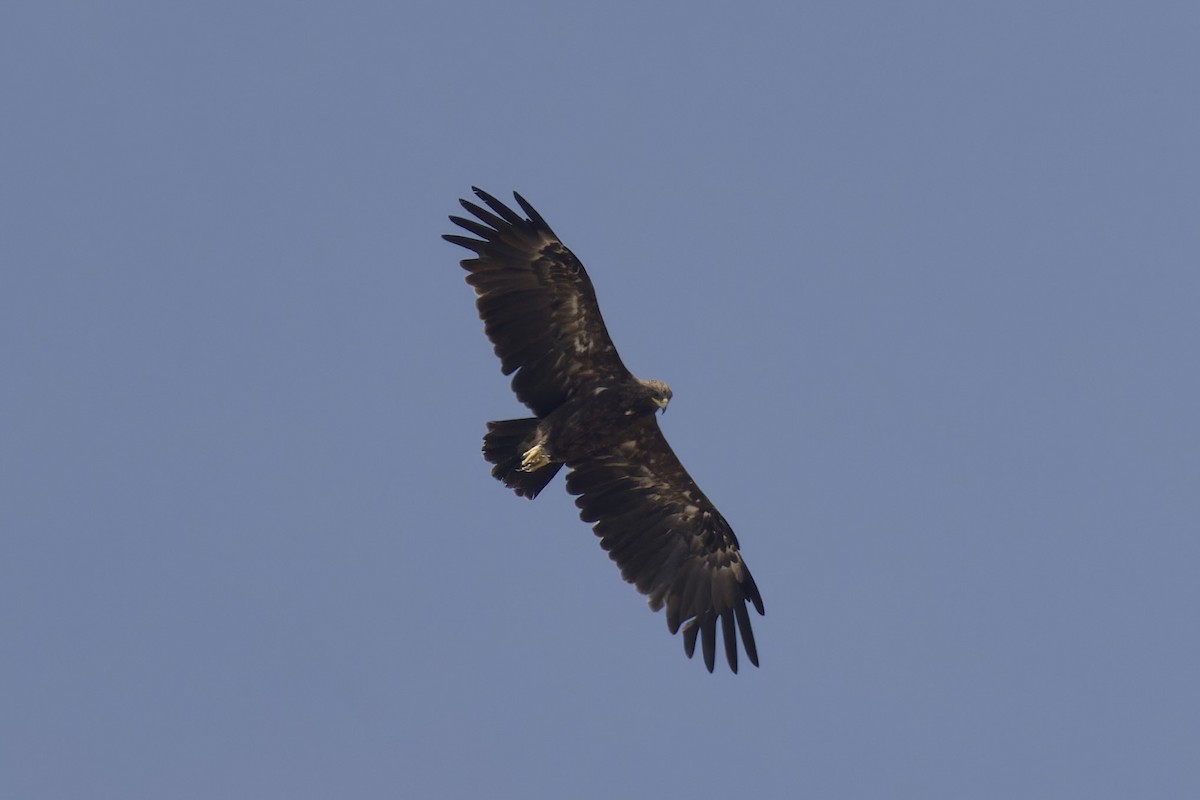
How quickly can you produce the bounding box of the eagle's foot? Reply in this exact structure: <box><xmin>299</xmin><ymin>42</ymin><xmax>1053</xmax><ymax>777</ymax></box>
<box><xmin>519</xmin><ymin>444</ymin><xmax>550</xmax><ymax>472</ymax></box>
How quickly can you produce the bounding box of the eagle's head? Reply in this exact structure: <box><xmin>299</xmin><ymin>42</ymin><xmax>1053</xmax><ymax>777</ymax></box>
<box><xmin>641</xmin><ymin>378</ymin><xmax>673</xmax><ymax>412</ymax></box>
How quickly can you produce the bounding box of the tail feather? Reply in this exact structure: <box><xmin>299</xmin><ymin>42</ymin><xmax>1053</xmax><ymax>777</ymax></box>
<box><xmin>482</xmin><ymin>418</ymin><xmax>563</xmax><ymax>499</ymax></box>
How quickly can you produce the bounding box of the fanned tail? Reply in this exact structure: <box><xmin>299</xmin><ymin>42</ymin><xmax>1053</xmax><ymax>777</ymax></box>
<box><xmin>482</xmin><ymin>418</ymin><xmax>563</xmax><ymax>499</ymax></box>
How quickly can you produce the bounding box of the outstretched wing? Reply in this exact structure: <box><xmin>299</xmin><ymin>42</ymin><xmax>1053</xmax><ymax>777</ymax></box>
<box><xmin>565</xmin><ymin>416</ymin><xmax>765</xmax><ymax>672</ymax></box>
<box><xmin>444</xmin><ymin>188</ymin><xmax>632</xmax><ymax>417</ymax></box>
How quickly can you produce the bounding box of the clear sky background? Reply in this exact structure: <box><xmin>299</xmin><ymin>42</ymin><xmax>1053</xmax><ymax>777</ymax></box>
<box><xmin>3</xmin><ymin>2</ymin><xmax>1198</xmax><ymax>798</ymax></box>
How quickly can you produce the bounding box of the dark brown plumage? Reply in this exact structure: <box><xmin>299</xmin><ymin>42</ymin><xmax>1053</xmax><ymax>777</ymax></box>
<box><xmin>444</xmin><ymin>188</ymin><xmax>764</xmax><ymax>672</ymax></box>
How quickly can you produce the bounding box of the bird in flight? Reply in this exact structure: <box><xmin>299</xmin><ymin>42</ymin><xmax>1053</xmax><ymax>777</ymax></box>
<box><xmin>444</xmin><ymin>188</ymin><xmax>764</xmax><ymax>672</ymax></box>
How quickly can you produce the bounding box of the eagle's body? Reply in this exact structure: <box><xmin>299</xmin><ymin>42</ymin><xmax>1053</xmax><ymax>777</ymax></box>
<box><xmin>445</xmin><ymin>188</ymin><xmax>764</xmax><ymax>672</ymax></box>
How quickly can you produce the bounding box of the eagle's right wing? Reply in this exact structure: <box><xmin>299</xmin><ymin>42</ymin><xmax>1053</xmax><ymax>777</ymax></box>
<box><xmin>444</xmin><ymin>188</ymin><xmax>633</xmax><ymax>417</ymax></box>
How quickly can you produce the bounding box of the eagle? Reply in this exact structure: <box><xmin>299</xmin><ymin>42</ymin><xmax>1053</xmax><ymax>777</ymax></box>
<box><xmin>444</xmin><ymin>188</ymin><xmax>764</xmax><ymax>672</ymax></box>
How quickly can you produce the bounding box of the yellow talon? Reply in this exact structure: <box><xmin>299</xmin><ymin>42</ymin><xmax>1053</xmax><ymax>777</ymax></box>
<box><xmin>520</xmin><ymin>444</ymin><xmax>550</xmax><ymax>472</ymax></box>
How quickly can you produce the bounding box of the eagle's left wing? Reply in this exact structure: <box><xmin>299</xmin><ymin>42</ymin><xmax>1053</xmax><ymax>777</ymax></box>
<box><xmin>565</xmin><ymin>416</ymin><xmax>765</xmax><ymax>672</ymax></box>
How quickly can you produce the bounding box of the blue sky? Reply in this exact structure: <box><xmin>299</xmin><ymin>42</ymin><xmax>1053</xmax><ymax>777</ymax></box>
<box><xmin>3</xmin><ymin>2</ymin><xmax>1198</xmax><ymax>797</ymax></box>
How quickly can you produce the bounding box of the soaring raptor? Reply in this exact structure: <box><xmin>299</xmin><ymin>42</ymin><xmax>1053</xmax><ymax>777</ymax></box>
<box><xmin>444</xmin><ymin>188</ymin><xmax>764</xmax><ymax>672</ymax></box>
